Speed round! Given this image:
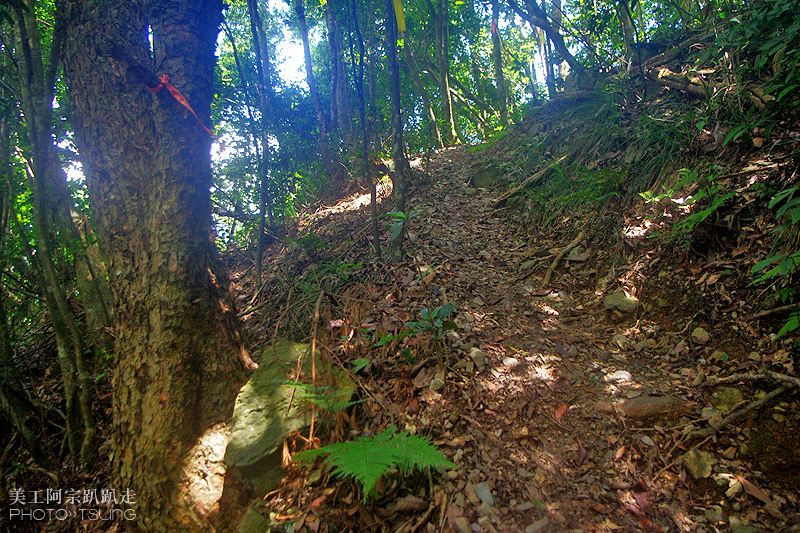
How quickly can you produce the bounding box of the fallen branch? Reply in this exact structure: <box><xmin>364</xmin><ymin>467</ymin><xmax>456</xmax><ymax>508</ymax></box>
<box><xmin>542</xmin><ymin>230</ymin><xmax>586</xmax><ymax>287</ymax></box>
<box><xmin>688</xmin><ymin>383</ymin><xmax>793</xmax><ymax>441</ymax></box>
<box><xmin>492</xmin><ymin>155</ymin><xmax>569</xmax><ymax>208</ymax></box>
<box><xmin>700</xmin><ymin>370</ymin><xmax>800</xmax><ymax>389</ymax></box>
<box><xmin>745</xmin><ymin>302</ymin><xmax>800</xmax><ymax>321</ymax></box>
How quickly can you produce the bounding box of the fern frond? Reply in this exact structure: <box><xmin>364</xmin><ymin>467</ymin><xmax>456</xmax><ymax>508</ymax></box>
<box><xmin>293</xmin><ymin>426</ymin><xmax>455</xmax><ymax>500</ymax></box>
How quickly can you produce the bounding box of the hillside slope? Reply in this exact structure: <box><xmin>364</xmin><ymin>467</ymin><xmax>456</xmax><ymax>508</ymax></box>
<box><xmin>240</xmin><ymin>91</ymin><xmax>800</xmax><ymax>532</ymax></box>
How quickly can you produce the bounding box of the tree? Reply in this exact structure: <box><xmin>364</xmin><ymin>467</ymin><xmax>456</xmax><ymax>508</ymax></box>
<box><xmin>386</xmin><ymin>0</ymin><xmax>410</xmax><ymax>261</ymax></box>
<box><xmin>8</xmin><ymin>0</ymin><xmax>113</xmax><ymax>468</ymax></box>
<box><xmin>60</xmin><ymin>1</ymin><xmax>255</xmax><ymax>531</ymax></box>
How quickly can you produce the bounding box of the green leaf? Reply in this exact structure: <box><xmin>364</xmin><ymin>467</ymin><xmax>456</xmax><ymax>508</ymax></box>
<box><xmin>778</xmin><ymin>256</ymin><xmax>796</xmax><ymax>276</ymax></box>
<box><xmin>352</xmin><ymin>358</ymin><xmax>370</xmax><ymax>372</ymax></box>
<box><xmin>752</xmin><ymin>255</ymin><xmax>782</xmax><ymax>274</ymax></box>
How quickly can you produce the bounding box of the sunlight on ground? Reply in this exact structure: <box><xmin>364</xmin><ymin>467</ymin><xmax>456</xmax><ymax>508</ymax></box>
<box><xmin>180</xmin><ymin>423</ymin><xmax>230</xmax><ymax>519</ymax></box>
<box><xmin>305</xmin><ymin>178</ymin><xmax>393</xmax><ymax>225</ymax></box>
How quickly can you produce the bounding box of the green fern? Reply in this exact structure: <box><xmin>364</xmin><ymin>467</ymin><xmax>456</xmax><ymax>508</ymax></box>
<box><xmin>294</xmin><ymin>426</ymin><xmax>454</xmax><ymax>500</ymax></box>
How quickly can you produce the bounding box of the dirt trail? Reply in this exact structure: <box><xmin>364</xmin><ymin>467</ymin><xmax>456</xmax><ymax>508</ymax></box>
<box><xmin>257</xmin><ymin>145</ymin><xmax>798</xmax><ymax>533</ymax></box>
<box><xmin>373</xmin><ymin>146</ymin><xmax>798</xmax><ymax>532</ymax></box>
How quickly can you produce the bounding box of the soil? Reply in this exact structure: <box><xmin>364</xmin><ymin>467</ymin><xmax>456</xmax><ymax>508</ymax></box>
<box><xmin>238</xmin><ymin>144</ymin><xmax>800</xmax><ymax>533</ymax></box>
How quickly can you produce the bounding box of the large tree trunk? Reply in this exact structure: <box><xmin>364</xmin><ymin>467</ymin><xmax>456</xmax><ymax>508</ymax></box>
<box><xmin>61</xmin><ymin>1</ymin><xmax>255</xmax><ymax>531</ymax></box>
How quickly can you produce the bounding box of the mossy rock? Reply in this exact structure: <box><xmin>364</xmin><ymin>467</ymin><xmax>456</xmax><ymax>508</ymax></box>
<box><xmin>471</xmin><ymin>161</ymin><xmax>501</xmax><ymax>189</ymax></box>
<box><xmin>225</xmin><ymin>341</ymin><xmax>355</xmax><ymax>494</ymax></box>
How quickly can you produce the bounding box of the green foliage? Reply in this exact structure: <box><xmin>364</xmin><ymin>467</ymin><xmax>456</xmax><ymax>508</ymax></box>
<box><xmin>351</xmin><ymin>357</ymin><xmax>370</xmax><ymax>373</ymax></box>
<box><xmin>642</xmin><ymin>167</ymin><xmax>735</xmax><ymax>249</ymax></box>
<box><xmin>294</xmin><ymin>426</ymin><xmax>454</xmax><ymax>500</ymax></box>
<box><xmin>290</xmin><ymin>232</ymin><xmax>328</xmax><ymax>258</ymax></box>
<box><xmin>380</xmin><ymin>210</ymin><xmax>419</xmax><ymax>248</ymax></box>
<box><xmin>406</xmin><ymin>303</ymin><xmax>457</xmax><ymax>339</ymax></box>
<box><xmin>751</xmin><ymin>186</ymin><xmax>800</xmax><ymax>337</ymax></box>
<box><xmin>279</xmin><ymin>380</ymin><xmax>364</xmax><ymax>414</ymax></box>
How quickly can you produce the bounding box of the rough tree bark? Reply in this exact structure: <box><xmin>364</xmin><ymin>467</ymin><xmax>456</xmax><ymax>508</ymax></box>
<box><xmin>61</xmin><ymin>1</ymin><xmax>255</xmax><ymax>531</ymax></box>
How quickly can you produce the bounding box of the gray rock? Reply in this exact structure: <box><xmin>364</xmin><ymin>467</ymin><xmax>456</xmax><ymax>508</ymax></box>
<box><xmin>603</xmin><ymin>292</ymin><xmax>640</xmax><ymax>313</ymax></box>
<box><xmin>475</xmin><ymin>481</ymin><xmax>494</xmax><ymax>506</ymax></box>
<box><xmin>470</xmin><ymin>347</ymin><xmax>487</xmax><ymax>372</ymax></box>
<box><xmin>225</xmin><ymin>341</ymin><xmax>355</xmax><ymax>495</ymax></box>
<box><xmin>604</xmin><ymin>369</ymin><xmax>633</xmax><ymax>383</ymax></box>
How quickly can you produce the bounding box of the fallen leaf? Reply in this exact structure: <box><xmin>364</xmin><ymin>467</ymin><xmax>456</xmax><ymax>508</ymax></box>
<box><xmin>555</xmin><ymin>404</ymin><xmax>568</xmax><ymax>421</ymax></box>
<box><xmin>737</xmin><ymin>475</ymin><xmax>772</xmax><ymax>504</ymax></box>
<box><xmin>311</xmin><ymin>495</ymin><xmax>326</xmax><ymax>508</ymax></box>
<box><xmin>615</xmin><ymin>446</ymin><xmax>626</xmax><ymax>462</ymax></box>
<box><xmin>576</xmin><ymin>438</ymin><xmax>587</xmax><ymax>466</ymax></box>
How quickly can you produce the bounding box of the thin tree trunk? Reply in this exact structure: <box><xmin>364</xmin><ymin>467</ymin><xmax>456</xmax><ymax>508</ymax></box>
<box><xmin>247</xmin><ymin>0</ymin><xmax>276</xmax><ymax>286</ymax></box>
<box><xmin>404</xmin><ymin>37</ymin><xmax>443</xmax><ymax>149</ymax></box>
<box><xmin>615</xmin><ymin>0</ymin><xmax>636</xmax><ymax>64</ymax></box>
<box><xmin>432</xmin><ymin>0</ymin><xmax>457</xmax><ymax>144</ymax></box>
<box><xmin>386</xmin><ymin>0</ymin><xmax>409</xmax><ymax>262</ymax></box>
<box><xmin>12</xmin><ymin>2</ymin><xmax>100</xmax><ymax>467</ymax></box>
<box><xmin>294</xmin><ymin>0</ymin><xmax>339</xmax><ymax>188</ymax></box>
<box><xmin>491</xmin><ymin>0</ymin><xmax>509</xmax><ymax>125</ymax></box>
<box><xmin>349</xmin><ymin>0</ymin><xmax>381</xmax><ymax>260</ymax></box>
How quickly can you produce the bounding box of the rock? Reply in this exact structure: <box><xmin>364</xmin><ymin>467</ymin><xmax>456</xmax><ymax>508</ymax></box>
<box><xmin>683</xmin><ymin>447</ymin><xmax>715</xmax><ymax>479</ymax></box>
<box><xmin>430</xmin><ymin>369</ymin><xmax>446</xmax><ymax>391</ymax></box>
<box><xmin>470</xmin><ymin>347</ymin><xmax>487</xmax><ymax>372</ymax></box>
<box><xmin>704</xmin><ymin>505</ymin><xmax>724</xmax><ymax>523</ymax></box>
<box><xmin>465</xmin><ymin>482</ymin><xmax>481</xmax><ymax>505</ymax></box>
<box><xmin>710</xmin><ymin>387</ymin><xmax>743</xmax><ymax>413</ymax></box>
<box><xmin>237</xmin><ymin>503</ymin><xmax>274</xmax><ymax>533</ymax></box>
<box><xmin>619</xmin><ymin>395</ymin><xmax>691</xmax><ymax>419</ymax></box>
<box><xmin>611</xmin><ymin>334</ymin><xmax>631</xmax><ymax>351</ymax></box>
<box><xmin>603</xmin><ymin>292</ymin><xmax>640</xmax><ymax>313</ymax></box>
<box><xmin>633</xmin><ymin>339</ymin><xmax>651</xmax><ymax>353</ymax></box>
<box><xmin>454</xmin><ymin>516</ymin><xmax>471</xmax><ymax>533</ymax></box>
<box><xmin>604</xmin><ymin>369</ymin><xmax>633</xmax><ymax>383</ymax></box>
<box><xmin>465</xmin><ymin>187</ymin><xmax>478</xmax><ymax>196</ymax></box>
<box><xmin>475</xmin><ymin>481</ymin><xmax>494</xmax><ymax>506</ymax></box>
<box><xmin>691</xmin><ymin>327</ymin><xmax>710</xmax><ymax>345</ymax></box>
<box><xmin>226</xmin><ymin>341</ymin><xmax>355</xmax><ymax>496</ymax></box>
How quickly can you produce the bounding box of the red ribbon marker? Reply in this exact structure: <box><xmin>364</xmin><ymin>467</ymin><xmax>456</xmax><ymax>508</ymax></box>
<box><xmin>148</xmin><ymin>74</ymin><xmax>217</xmax><ymax>138</ymax></box>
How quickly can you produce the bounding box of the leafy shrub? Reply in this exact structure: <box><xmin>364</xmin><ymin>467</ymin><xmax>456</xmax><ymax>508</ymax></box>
<box><xmin>751</xmin><ymin>186</ymin><xmax>800</xmax><ymax>337</ymax></box>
